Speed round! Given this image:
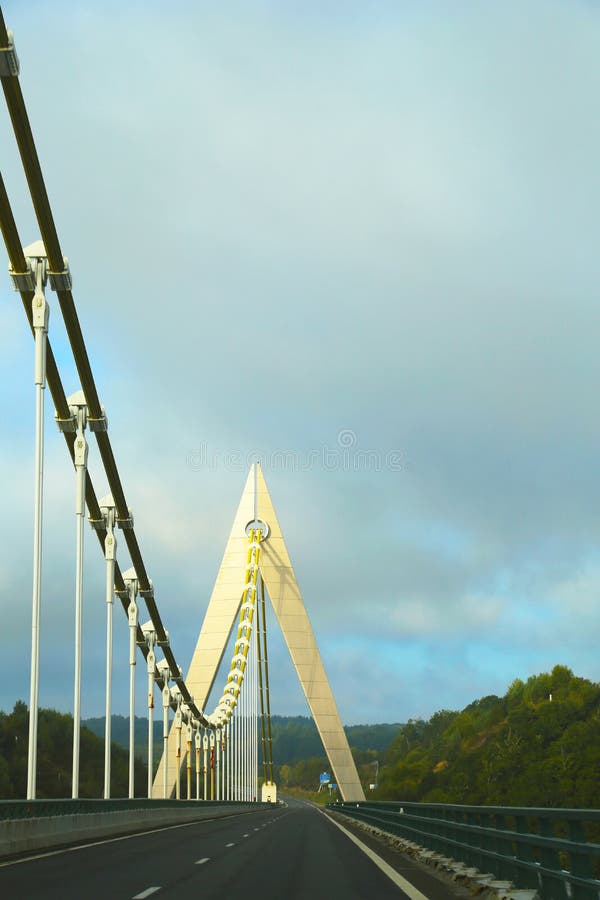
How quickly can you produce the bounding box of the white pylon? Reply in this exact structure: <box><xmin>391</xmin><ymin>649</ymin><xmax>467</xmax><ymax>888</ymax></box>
<box><xmin>152</xmin><ymin>465</ymin><xmax>365</xmax><ymax>801</ymax></box>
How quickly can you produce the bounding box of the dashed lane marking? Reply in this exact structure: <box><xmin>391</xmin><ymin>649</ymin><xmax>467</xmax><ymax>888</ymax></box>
<box><xmin>195</xmin><ymin>858</ymin><xmax>210</xmax><ymax>865</ymax></box>
<box><xmin>132</xmin><ymin>888</ymin><xmax>161</xmax><ymax>899</ymax></box>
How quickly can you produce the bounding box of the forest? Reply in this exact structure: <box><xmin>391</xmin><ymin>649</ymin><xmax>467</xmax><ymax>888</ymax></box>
<box><xmin>375</xmin><ymin>665</ymin><xmax>600</xmax><ymax>807</ymax></box>
<box><xmin>0</xmin><ymin>666</ymin><xmax>598</xmax><ymax>806</ymax></box>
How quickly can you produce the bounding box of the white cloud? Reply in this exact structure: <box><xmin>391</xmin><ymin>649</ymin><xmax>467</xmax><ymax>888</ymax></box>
<box><xmin>1</xmin><ymin>1</ymin><xmax>600</xmax><ymax>722</ymax></box>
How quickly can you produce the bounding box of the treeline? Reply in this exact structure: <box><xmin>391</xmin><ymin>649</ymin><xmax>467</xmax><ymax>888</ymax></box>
<box><xmin>268</xmin><ymin>716</ymin><xmax>400</xmax><ymax>767</ymax></box>
<box><xmin>3</xmin><ymin>666</ymin><xmax>597</xmax><ymax>806</ymax></box>
<box><xmin>376</xmin><ymin>666</ymin><xmax>600</xmax><ymax>808</ymax></box>
<box><xmin>0</xmin><ymin>705</ymin><xmax>399</xmax><ymax>799</ymax></box>
<box><xmin>82</xmin><ymin>714</ymin><xmax>401</xmax><ymax>768</ymax></box>
<box><xmin>0</xmin><ymin>701</ymin><xmax>146</xmax><ymax>799</ymax></box>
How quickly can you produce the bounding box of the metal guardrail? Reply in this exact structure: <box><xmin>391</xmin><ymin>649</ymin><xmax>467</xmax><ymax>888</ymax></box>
<box><xmin>0</xmin><ymin>799</ymin><xmax>261</xmax><ymax>821</ymax></box>
<box><xmin>329</xmin><ymin>801</ymin><xmax>600</xmax><ymax>900</ymax></box>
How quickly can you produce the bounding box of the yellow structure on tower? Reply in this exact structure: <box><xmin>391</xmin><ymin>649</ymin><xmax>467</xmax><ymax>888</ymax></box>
<box><xmin>153</xmin><ymin>465</ymin><xmax>365</xmax><ymax>802</ymax></box>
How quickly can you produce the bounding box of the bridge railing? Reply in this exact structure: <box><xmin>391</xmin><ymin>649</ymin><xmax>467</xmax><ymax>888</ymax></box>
<box><xmin>329</xmin><ymin>801</ymin><xmax>600</xmax><ymax>899</ymax></box>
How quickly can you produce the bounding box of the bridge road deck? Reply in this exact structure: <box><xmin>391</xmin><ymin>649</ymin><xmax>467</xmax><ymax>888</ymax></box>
<box><xmin>0</xmin><ymin>798</ymin><xmax>467</xmax><ymax>899</ymax></box>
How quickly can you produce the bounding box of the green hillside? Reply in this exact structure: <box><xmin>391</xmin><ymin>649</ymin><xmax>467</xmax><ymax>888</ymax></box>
<box><xmin>0</xmin><ymin>702</ymin><xmax>147</xmax><ymax>799</ymax></box>
<box><xmin>376</xmin><ymin>665</ymin><xmax>600</xmax><ymax>808</ymax></box>
<box><xmin>2</xmin><ymin>667</ymin><xmax>597</xmax><ymax>806</ymax></box>
<box><xmin>267</xmin><ymin>716</ymin><xmax>400</xmax><ymax>765</ymax></box>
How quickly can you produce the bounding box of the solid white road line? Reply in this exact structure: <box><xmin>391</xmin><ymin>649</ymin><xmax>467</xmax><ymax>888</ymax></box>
<box><xmin>321</xmin><ymin>811</ymin><xmax>430</xmax><ymax>900</ymax></box>
<box><xmin>195</xmin><ymin>858</ymin><xmax>210</xmax><ymax>865</ymax></box>
<box><xmin>132</xmin><ymin>888</ymin><xmax>161</xmax><ymax>899</ymax></box>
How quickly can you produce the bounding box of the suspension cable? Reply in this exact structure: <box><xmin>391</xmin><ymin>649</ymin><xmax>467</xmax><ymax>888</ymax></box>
<box><xmin>256</xmin><ymin>573</ymin><xmax>269</xmax><ymax>786</ymax></box>
<box><xmin>0</xmin><ymin>17</ymin><xmax>207</xmax><ymax>724</ymax></box>
<box><xmin>259</xmin><ymin>575</ymin><xmax>275</xmax><ymax>784</ymax></box>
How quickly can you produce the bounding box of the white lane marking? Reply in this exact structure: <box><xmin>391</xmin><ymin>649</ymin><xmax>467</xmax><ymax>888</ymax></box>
<box><xmin>0</xmin><ymin>811</ymin><xmax>259</xmax><ymax>869</ymax></box>
<box><xmin>195</xmin><ymin>858</ymin><xmax>210</xmax><ymax>865</ymax></box>
<box><xmin>321</xmin><ymin>811</ymin><xmax>430</xmax><ymax>900</ymax></box>
<box><xmin>243</xmin><ymin>833</ymin><xmax>249</xmax><ymax>837</ymax></box>
<box><xmin>253</xmin><ymin>828</ymin><xmax>259</xmax><ymax>831</ymax></box>
<box><xmin>225</xmin><ymin>842</ymin><xmax>235</xmax><ymax>847</ymax></box>
<box><xmin>132</xmin><ymin>889</ymin><xmax>161</xmax><ymax>899</ymax></box>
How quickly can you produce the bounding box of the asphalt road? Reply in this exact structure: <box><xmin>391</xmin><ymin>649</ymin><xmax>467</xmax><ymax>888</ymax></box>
<box><xmin>0</xmin><ymin>798</ymin><xmax>463</xmax><ymax>899</ymax></box>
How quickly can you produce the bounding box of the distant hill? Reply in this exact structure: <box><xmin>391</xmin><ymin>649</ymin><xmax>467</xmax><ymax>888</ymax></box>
<box><xmin>0</xmin><ymin>702</ymin><xmax>147</xmax><ymax>799</ymax></box>
<box><xmin>376</xmin><ymin>665</ymin><xmax>600</xmax><ymax>808</ymax></box>
<box><xmin>82</xmin><ymin>713</ymin><xmax>401</xmax><ymax>769</ymax></box>
<box><xmin>3</xmin><ymin>669</ymin><xmax>597</xmax><ymax>805</ymax></box>
<box><xmin>84</xmin><ymin>714</ymin><xmax>161</xmax><ymax>762</ymax></box>
<box><xmin>268</xmin><ymin>716</ymin><xmax>401</xmax><ymax>766</ymax></box>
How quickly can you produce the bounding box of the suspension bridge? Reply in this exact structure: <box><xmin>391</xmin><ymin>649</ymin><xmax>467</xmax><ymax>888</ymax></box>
<box><xmin>0</xmin><ymin>6</ymin><xmax>362</xmax><ymax>808</ymax></box>
<box><xmin>1</xmin><ymin>9</ymin><xmax>599</xmax><ymax>899</ymax></box>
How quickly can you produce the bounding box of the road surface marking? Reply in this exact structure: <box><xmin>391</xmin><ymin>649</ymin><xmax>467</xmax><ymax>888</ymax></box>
<box><xmin>195</xmin><ymin>858</ymin><xmax>210</xmax><ymax>865</ymax></box>
<box><xmin>322</xmin><ymin>812</ymin><xmax>429</xmax><ymax>900</ymax></box>
<box><xmin>226</xmin><ymin>842</ymin><xmax>235</xmax><ymax>847</ymax></box>
<box><xmin>132</xmin><ymin>889</ymin><xmax>161</xmax><ymax>899</ymax></box>
<box><xmin>243</xmin><ymin>833</ymin><xmax>249</xmax><ymax>837</ymax></box>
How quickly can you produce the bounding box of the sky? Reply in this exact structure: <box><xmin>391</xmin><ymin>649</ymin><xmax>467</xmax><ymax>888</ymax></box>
<box><xmin>1</xmin><ymin>1</ymin><xmax>599</xmax><ymax>727</ymax></box>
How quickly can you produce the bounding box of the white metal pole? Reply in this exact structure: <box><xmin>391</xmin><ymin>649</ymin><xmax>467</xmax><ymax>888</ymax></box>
<box><xmin>209</xmin><ymin>730</ymin><xmax>215</xmax><ymax>800</ymax></box>
<box><xmin>243</xmin><ymin>664</ymin><xmax>248</xmax><ymax>801</ymax></box>
<box><xmin>240</xmin><ymin>677</ymin><xmax>244</xmax><ymax>800</ymax></box>
<box><xmin>174</xmin><ymin>695</ymin><xmax>182</xmax><ymax>800</ymax></box>
<box><xmin>27</xmin><ymin>260</ymin><xmax>49</xmax><ymax>801</ymax></box>
<box><xmin>234</xmin><ymin>709</ymin><xmax>238</xmax><ymax>800</ymax></box>
<box><xmin>215</xmin><ymin>728</ymin><xmax>221</xmax><ymax>801</ymax></box>
<box><xmin>253</xmin><ymin>623</ymin><xmax>258</xmax><ymax>801</ymax></box>
<box><xmin>146</xmin><ymin>633</ymin><xmax>156</xmax><ymax>798</ymax></box>
<box><xmin>186</xmin><ymin>715</ymin><xmax>193</xmax><ymax>800</ymax></box>
<box><xmin>127</xmin><ymin>581</ymin><xmax>138</xmax><ymax>798</ymax></box>
<box><xmin>222</xmin><ymin>722</ymin><xmax>226</xmax><ymax>800</ymax></box>
<box><xmin>252</xmin><ymin>626</ymin><xmax>255</xmax><ymax>801</ymax></box>
<box><xmin>248</xmin><ymin>635</ymin><xmax>252</xmax><ymax>802</ymax></box>
<box><xmin>241</xmin><ymin>675</ymin><xmax>244</xmax><ymax>801</ymax></box>
<box><xmin>72</xmin><ymin>404</ymin><xmax>88</xmax><ymax>799</ymax></box>
<box><xmin>103</xmin><ymin>505</ymin><xmax>116</xmax><ymax>799</ymax></box>
<box><xmin>162</xmin><ymin>679</ymin><xmax>170</xmax><ymax>799</ymax></box>
<box><xmin>195</xmin><ymin>726</ymin><xmax>201</xmax><ymax>800</ymax></box>
<box><xmin>229</xmin><ymin>715</ymin><xmax>233</xmax><ymax>800</ymax></box>
<box><xmin>248</xmin><ymin>659</ymin><xmax>252</xmax><ymax>802</ymax></box>
<box><xmin>203</xmin><ymin>731</ymin><xmax>208</xmax><ymax>801</ymax></box>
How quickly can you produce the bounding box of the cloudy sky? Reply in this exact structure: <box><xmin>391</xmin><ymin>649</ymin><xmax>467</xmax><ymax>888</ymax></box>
<box><xmin>1</xmin><ymin>1</ymin><xmax>599</xmax><ymax>727</ymax></box>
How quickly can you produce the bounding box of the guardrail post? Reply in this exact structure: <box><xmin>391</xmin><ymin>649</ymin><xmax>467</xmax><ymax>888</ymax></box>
<box><xmin>568</xmin><ymin>819</ymin><xmax>596</xmax><ymax>900</ymax></box>
<box><xmin>515</xmin><ymin>814</ymin><xmax>538</xmax><ymax>892</ymax></box>
<box><xmin>539</xmin><ymin>817</ymin><xmax>569</xmax><ymax>900</ymax></box>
